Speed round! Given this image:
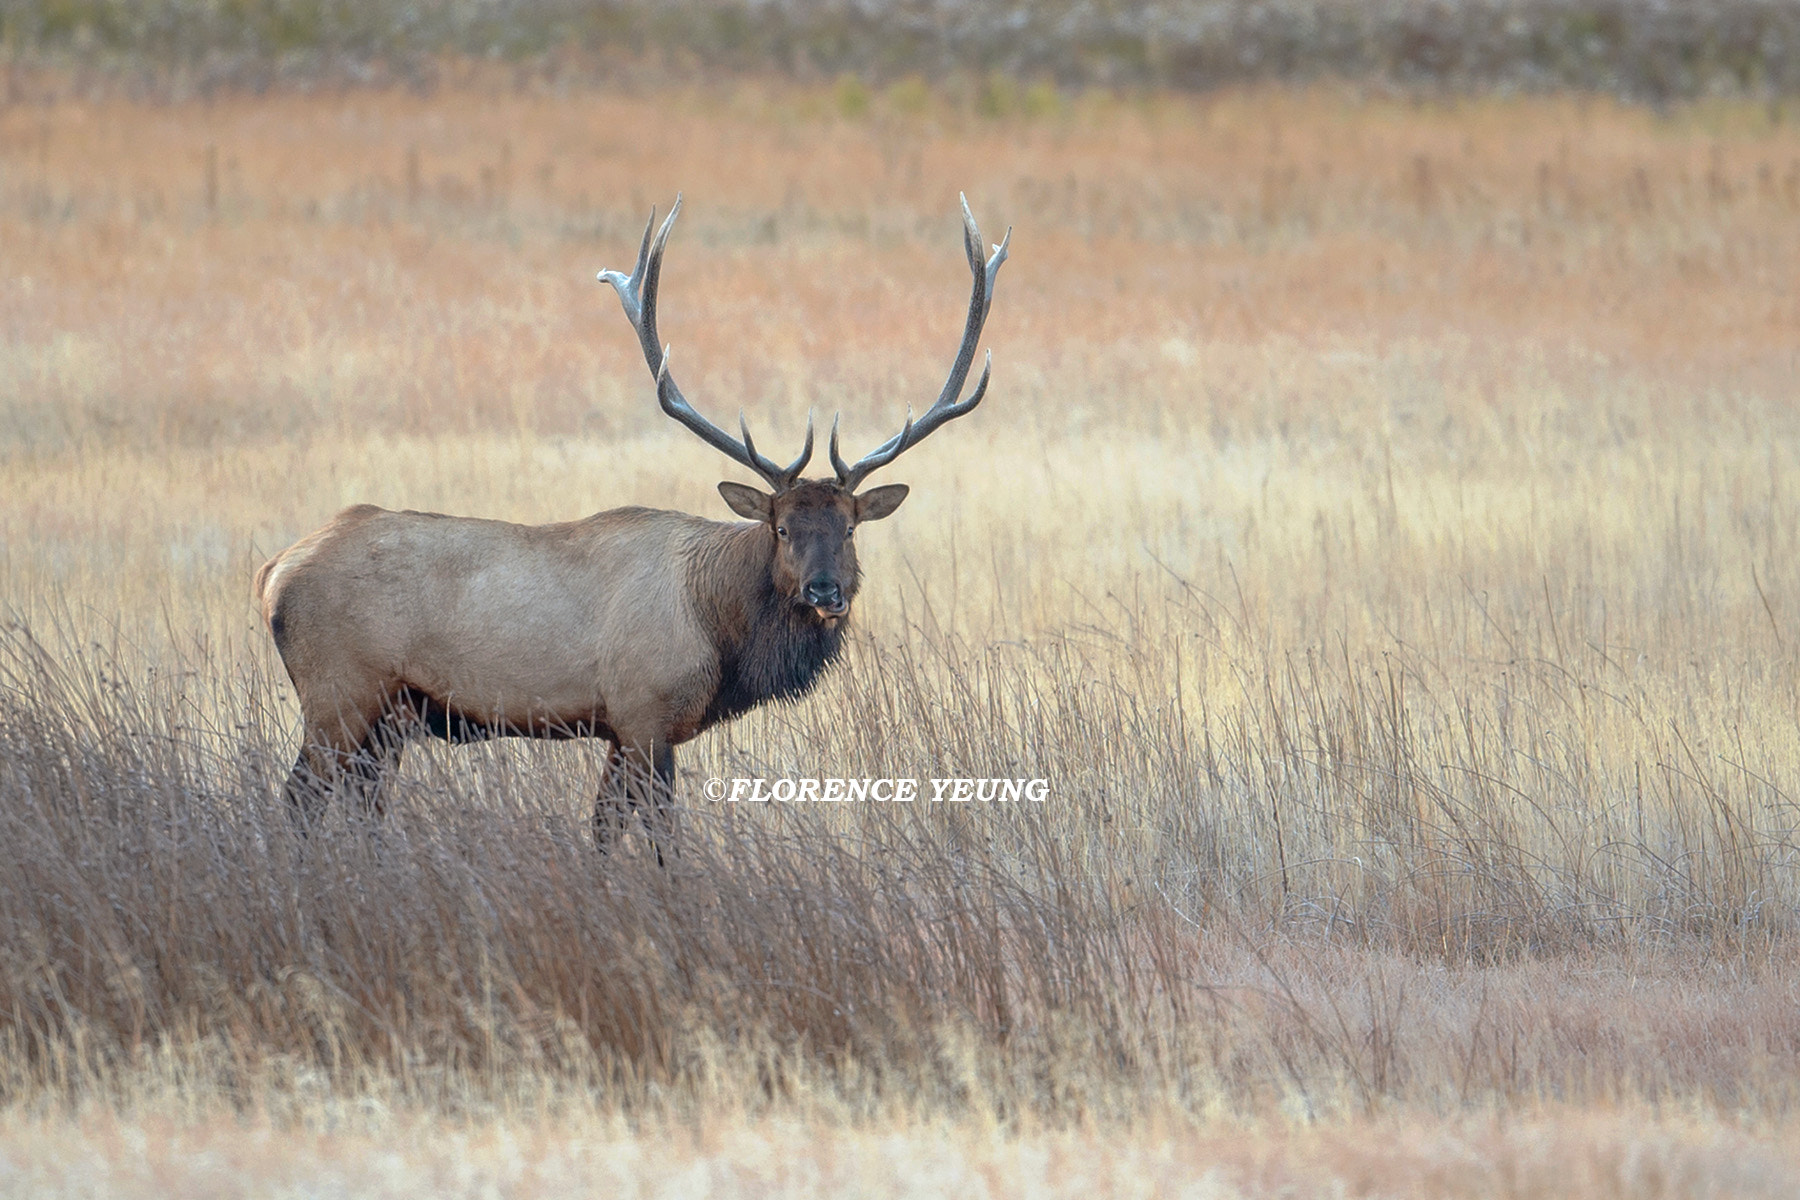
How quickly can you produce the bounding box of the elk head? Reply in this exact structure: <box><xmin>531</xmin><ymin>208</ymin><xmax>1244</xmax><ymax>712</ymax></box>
<box><xmin>599</xmin><ymin>194</ymin><xmax>1009</xmax><ymax>625</ymax></box>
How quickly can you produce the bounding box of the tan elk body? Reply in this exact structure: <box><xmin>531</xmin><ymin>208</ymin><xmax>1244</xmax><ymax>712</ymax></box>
<box><xmin>257</xmin><ymin>196</ymin><xmax>1009</xmax><ymax>859</ymax></box>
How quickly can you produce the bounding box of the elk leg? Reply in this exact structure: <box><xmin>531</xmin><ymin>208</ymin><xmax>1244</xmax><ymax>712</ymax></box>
<box><xmin>593</xmin><ymin>743</ymin><xmax>632</xmax><ymax>854</ymax></box>
<box><xmin>282</xmin><ymin>748</ymin><xmax>330</xmax><ymax>832</ymax></box>
<box><xmin>283</xmin><ymin>696</ymin><xmax>383</xmax><ymax>832</ymax></box>
<box><xmin>593</xmin><ymin>739</ymin><xmax>676</xmax><ymax>866</ymax></box>
<box><xmin>345</xmin><ymin>716</ymin><xmax>406</xmax><ymax>818</ymax></box>
<box><xmin>641</xmin><ymin>741</ymin><xmax>678</xmax><ymax>867</ymax></box>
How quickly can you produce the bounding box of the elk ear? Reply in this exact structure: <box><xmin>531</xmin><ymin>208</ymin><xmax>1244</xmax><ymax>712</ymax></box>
<box><xmin>718</xmin><ymin>481</ymin><xmax>774</xmax><ymax>522</ymax></box>
<box><xmin>853</xmin><ymin>484</ymin><xmax>909</xmax><ymax>523</ymax></box>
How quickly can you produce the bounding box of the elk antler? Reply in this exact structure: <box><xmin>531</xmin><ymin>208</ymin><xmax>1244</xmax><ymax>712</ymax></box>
<box><xmin>831</xmin><ymin>193</ymin><xmax>1010</xmax><ymax>493</ymax></box>
<box><xmin>599</xmin><ymin>195</ymin><xmax>814</xmax><ymax>493</ymax></box>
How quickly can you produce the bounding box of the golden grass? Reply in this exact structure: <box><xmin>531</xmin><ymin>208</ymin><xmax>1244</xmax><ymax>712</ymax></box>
<box><xmin>4</xmin><ymin>79</ymin><xmax>1800</xmax><ymax>1187</ymax></box>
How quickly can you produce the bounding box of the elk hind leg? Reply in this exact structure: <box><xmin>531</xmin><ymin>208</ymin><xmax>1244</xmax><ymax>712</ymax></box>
<box><xmin>346</xmin><ymin>713</ymin><xmax>406</xmax><ymax>818</ymax></box>
<box><xmin>283</xmin><ymin>694</ymin><xmax>394</xmax><ymax>831</ymax></box>
<box><xmin>282</xmin><ymin>746</ymin><xmax>331</xmax><ymax>831</ymax></box>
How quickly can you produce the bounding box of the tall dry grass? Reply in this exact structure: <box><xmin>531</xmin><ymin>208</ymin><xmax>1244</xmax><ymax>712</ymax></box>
<box><xmin>3</xmin><ymin>79</ymin><xmax>1800</xmax><ymax>1184</ymax></box>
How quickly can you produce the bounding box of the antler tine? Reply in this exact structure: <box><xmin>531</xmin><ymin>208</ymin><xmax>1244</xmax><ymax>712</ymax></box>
<box><xmin>740</xmin><ymin>408</ymin><xmax>815</xmax><ymax>490</ymax></box>
<box><xmin>599</xmin><ymin>195</ymin><xmax>806</xmax><ymax>494</ymax></box>
<box><xmin>598</xmin><ymin>196</ymin><xmax>681</xmax><ymax>371</ymax></box>
<box><xmin>835</xmin><ymin>194</ymin><xmax>1009</xmax><ymax>492</ymax></box>
<box><xmin>828</xmin><ymin>413</ymin><xmax>849</xmax><ymax>482</ymax></box>
<box><xmin>784</xmin><ymin>409</ymin><xmax>816</xmax><ymax>484</ymax></box>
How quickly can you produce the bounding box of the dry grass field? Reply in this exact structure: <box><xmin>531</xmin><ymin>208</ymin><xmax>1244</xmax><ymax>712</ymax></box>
<box><xmin>4</xmin><ymin>76</ymin><xmax>1800</xmax><ymax>1192</ymax></box>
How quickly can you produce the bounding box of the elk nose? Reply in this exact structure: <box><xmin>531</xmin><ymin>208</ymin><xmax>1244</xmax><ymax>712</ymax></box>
<box><xmin>804</xmin><ymin>579</ymin><xmax>845</xmax><ymax>611</ymax></box>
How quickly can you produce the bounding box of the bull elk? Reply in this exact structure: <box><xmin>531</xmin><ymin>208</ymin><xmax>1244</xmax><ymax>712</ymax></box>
<box><xmin>255</xmin><ymin>195</ymin><xmax>1009</xmax><ymax>860</ymax></box>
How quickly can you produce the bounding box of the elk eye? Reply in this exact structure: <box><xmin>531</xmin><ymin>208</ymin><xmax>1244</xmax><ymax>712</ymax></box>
<box><xmin>776</xmin><ymin>525</ymin><xmax>789</xmax><ymax>541</ymax></box>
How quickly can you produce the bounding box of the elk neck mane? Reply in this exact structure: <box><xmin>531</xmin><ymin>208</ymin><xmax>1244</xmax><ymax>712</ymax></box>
<box><xmin>687</xmin><ymin>519</ymin><xmax>847</xmax><ymax>727</ymax></box>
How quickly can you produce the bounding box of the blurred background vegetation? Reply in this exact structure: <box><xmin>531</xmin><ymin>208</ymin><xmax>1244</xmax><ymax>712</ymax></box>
<box><xmin>3</xmin><ymin>0</ymin><xmax>1800</xmax><ymax>101</ymax></box>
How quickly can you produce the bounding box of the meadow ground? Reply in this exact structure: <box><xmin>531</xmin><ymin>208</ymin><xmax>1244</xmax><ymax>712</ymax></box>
<box><xmin>3</xmin><ymin>76</ymin><xmax>1800</xmax><ymax>1193</ymax></box>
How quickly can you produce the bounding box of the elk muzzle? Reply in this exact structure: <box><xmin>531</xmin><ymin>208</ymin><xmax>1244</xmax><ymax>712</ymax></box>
<box><xmin>804</xmin><ymin>577</ymin><xmax>848</xmax><ymax>618</ymax></box>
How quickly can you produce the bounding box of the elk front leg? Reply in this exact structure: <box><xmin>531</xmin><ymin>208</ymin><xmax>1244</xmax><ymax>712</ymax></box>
<box><xmin>593</xmin><ymin>743</ymin><xmax>630</xmax><ymax>854</ymax></box>
<box><xmin>593</xmin><ymin>738</ymin><xmax>677</xmax><ymax>866</ymax></box>
<box><xmin>643</xmin><ymin>740</ymin><xmax>677</xmax><ymax>866</ymax></box>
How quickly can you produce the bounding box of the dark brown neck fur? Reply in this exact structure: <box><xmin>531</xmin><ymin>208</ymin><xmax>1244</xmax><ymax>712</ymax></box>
<box><xmin>686</xmin><ymin>522</ymin><xmax>846</xmax><ymax>729</ymax></box>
